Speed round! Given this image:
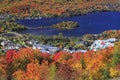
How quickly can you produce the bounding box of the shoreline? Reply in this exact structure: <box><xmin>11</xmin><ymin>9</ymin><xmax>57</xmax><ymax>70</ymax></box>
<box><xmin>15</xmin><ymin>11</ymin><xmax>120</xmax><ymax>37</ymax></box>
<box><xmin>16</xmin><ymin>10</ymin><xmax>120</xmax><ymax>20</ymax></box>
<box><xmin>1</xmin><ymin>11</ymin><xmax>120</xmax><ymax>38</ymax></box>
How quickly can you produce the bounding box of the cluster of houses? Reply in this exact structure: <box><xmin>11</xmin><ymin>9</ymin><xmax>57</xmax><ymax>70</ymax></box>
<box><xmin>0</xmin><ymin>37</ymin><xmax>119</xmax><ymax>53</ymax></box>
<box><xmin>90</xmin><ymin>38</ymin><xmax>117</xmax><ymax>51</ymax></box>
<box><xmin>0</xmin><ymin>40</ymin><xmax>22</xmax><ymax>52</ymax></box>
<box><xmin>63</xmin><ymin>48</ymin><xmax>87</xmax><ymax>53</ymax></box>
<box><xmin>24</xmin><ymin>16</ymin><xmax>42</xmax><ymax>20</ymax></box>
<box><xmin>26</xmin><ymin>40</ymin><xmax>60</xmax><ymax>53</ymax></box>
<box><xmin>0</xmin><ymin>14</ymin><xmax>10</xmax><ymax>19</ymax></box>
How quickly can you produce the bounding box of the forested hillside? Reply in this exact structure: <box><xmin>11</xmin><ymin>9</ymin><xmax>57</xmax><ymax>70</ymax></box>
<box><xmin>0</xmin><ymin>42</ymin><xmax>120</xmax><ymax>80</ymax></box>
<box><xmin>0</xmin><ymin>0</ymin><xmax>120</xmax><ymax>17</ymax></box>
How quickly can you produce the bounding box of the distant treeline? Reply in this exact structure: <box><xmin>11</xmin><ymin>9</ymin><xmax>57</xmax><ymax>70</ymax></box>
<box><xmin>0</xmin><ymin>0</ymin><xmax>120</xmax><ymax>18</ymax></box>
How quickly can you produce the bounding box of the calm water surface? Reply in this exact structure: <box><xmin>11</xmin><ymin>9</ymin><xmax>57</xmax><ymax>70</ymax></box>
<box><xmin>17</xmin><ymin>12</ymin><xmax>120</xmax><ymax>37</ymax></box>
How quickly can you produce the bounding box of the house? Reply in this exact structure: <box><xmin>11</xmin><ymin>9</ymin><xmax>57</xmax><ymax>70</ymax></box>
<box><xmin>106</xmin><ymin>38</ymin><xmax>117</xmax><ymax>43</ymax></box>
<box><xmin>47</xmin><ymin>46</ymin><xmax>60</xmax><ymax>53</ymax></box>
<box><xmin>0</xmin><ymin>14</ymin><xmax>9</xmax><ymax>19</ymax></box>
<box><xmin>1</xmin><ymin>40</ymin><xmax>9</xmax><ymax>46</ymax></box>
<box><xmin>76</xmin><ymin>50</ymin><xmax>87</xmax><ymax>53</ymax></box>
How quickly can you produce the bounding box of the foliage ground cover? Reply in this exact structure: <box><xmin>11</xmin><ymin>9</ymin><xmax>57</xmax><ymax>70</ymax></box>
<box><xmin>0</xmin><ymin>41</ymin><xmax>120</xmax><ymax>80</ymax></box>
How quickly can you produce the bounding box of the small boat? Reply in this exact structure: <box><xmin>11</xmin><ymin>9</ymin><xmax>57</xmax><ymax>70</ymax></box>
<box><xmin>38</xmin><ymin>17</ymin><xmax>42</xmax><ymax>19</ymax></box>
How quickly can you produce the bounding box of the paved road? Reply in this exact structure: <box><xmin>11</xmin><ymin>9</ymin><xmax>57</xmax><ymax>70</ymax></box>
<box><xmin>4</xmin><ymin>32</ymin><xmax>23</xmax><ymax>37</ymax></box>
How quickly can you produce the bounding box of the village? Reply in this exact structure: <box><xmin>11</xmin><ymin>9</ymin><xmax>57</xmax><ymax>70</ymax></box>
<box><xmin>0</xmin><ymin>33</ymin><xmax>119</xmax><ymax>54</ymax></box>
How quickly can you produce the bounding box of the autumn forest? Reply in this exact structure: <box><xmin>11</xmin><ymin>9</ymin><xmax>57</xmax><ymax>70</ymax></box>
<box><xmin>0</xmin><ymin>0</ymin><xmax>120</xmax><ymax>80</ymax></box>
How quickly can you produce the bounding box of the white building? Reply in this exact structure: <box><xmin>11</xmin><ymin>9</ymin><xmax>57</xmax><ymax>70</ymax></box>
<box><xmin>32</xmin><ymin>41</ymin><xmax>60</xmax><ymax>54</ymax></box>
<box><xmin>90</xmin><ymin>38</ymin><xmax>116</xmax><ymax>51</ymax></box>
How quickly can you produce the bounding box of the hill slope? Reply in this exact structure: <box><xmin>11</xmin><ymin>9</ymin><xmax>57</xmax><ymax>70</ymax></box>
<box><xmin>0</xmin><ymin>0</ymin><xmax>120</xmax><ymax>17</ymax></box>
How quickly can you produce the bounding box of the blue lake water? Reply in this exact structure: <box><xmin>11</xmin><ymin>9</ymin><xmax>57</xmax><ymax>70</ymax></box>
<box><xmin>17</xmin><ymin>12</ymin><xmax>120</xmax><ymax>37</ymax></box>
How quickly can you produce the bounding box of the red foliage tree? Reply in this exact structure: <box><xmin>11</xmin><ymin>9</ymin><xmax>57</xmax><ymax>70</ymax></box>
<box><xmin>5</xmin><ymin>50</ymin><xmax>17</xmax><ymax>64</ymax></box>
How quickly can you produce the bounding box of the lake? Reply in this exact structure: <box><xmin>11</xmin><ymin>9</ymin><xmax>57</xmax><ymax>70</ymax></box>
<box><xmin>17</xmin><ymin>12</ymin><xmax>120</xmax><ymax>37</ymax></box>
